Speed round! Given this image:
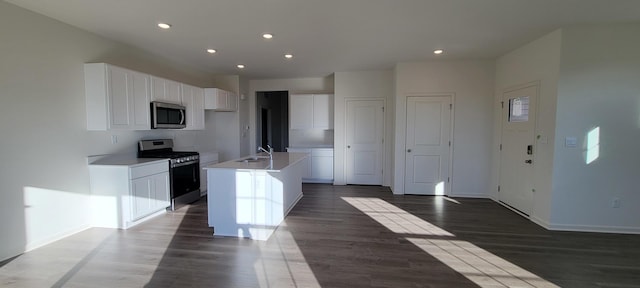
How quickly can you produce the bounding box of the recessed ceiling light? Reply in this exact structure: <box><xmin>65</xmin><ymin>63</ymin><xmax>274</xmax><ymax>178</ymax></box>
<box><xmin>206</xmin><ymin>49</ymin><xmax>216</xmax><ymax>54</ymax></box>
<box><xmin>262</xmin><ymin>33</ymin><xmax>273</xmax><ymax>39</ymax></box>
<box><xmin>284</xmin><ymin>54</ymin><xmax>293</xmax><ymax>59</ymax></box>
<box><xmin>237</xmin><ymin>64</ymin><xmax>245</xmax><ymax>69</ymax></box>
<box><xmin>157</xmin><ymin>23</ymin><xmax>172</xmax><ymax>29</ymax></box>
<box><xmin>434</xmin><ymin>49</ymin><xmax>444</xmax><ymax>55</ymax></box>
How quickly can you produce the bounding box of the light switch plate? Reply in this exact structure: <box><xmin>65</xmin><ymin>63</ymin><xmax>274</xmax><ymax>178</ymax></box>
<box><xmin>565</xmin><ymin>136</ymin><xmax>577</xmax><ymax>148</ymax></box>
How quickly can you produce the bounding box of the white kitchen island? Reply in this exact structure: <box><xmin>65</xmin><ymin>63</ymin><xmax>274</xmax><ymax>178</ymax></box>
<box><xmin>204</xmin><ymin>152</ymin><xmax>308</xmax><ymax>240</ymax></box>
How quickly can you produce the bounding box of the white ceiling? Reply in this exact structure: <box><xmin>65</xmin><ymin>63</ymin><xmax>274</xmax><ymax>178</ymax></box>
<box><xmin>7</xmin><ymin>0</ymin><xmax>640</xmax><ymax>79</ymax></box>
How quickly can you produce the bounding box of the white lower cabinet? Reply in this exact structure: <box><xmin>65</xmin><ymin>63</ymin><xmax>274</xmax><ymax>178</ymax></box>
<box><xmin>131</xmin><ymin>172</ymin><xmax>169</xmax><ymax>221</ymax></box>
<box><xmin>89</xmin><ymin>160</ymin><xmax>170</xmax><ymax>229</ymax></box>
<box><xmin>287</xmin><ymin>148</ymin><xmax>333</xmax><ymax>183</ymax></box>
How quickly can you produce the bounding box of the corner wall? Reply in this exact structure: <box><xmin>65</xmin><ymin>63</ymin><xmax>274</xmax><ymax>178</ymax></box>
<box><xmin>0</xmin><ymin>2</ymin><xmax>213</xmax><ymax>261</ymax></box>
<box><xmin>550</xmin><ymin>24</ymin><xmax>640</xmax><ymax>233</ymax></box>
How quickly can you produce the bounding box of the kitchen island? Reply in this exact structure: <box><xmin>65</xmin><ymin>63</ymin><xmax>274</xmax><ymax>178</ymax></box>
<box><xmin>204</xmin><ymin>152</ymin><xmax>308</xmax><ymax>240</ymax></box>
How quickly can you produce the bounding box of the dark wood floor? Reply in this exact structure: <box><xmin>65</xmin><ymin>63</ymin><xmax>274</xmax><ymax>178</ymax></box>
<box><xmin>2</xmin><ymin>184</ymin><xmax>639</xmax><ymax>287</ymax></box>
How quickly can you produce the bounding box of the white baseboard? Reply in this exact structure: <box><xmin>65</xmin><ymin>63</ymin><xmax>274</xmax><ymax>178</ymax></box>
<box><xmin>546</xmin><ymin>223</ymin><xmax>640</xmax><ymax>235</ymax></box>
<box><xmin>24</xmin><ymin>224</ymin><xmax>91</xmax><ymax>252</ymax></box>
<box><xmin>286</xmin><ymin>192</ymin><xmax>304</xmax><ymax>215</ymax></box>
<box><xmin>493</xmin><ymin>200</ymin><xmax>640</xmax><ymax>235</ymax></box>
<box><xmin>447</xmin><ymin>193</ymin><xmax>490</xmax><ymax>199</ymax></box>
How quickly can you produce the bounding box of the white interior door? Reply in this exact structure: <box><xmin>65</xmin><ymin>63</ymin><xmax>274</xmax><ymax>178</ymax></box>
<box><xmin>499</xmin><ymin>84</ymin><xmax>538</xmax><ymax>215</ymax></box>
<box><xmin>404</xmin><ymin>96</ymin><xmax>452</xmax><ymax>195</ymax></box>
<box><xmin>346</xmin><ymin>100</ymin><xmax>384</xmax><ymax>185</ymax></box>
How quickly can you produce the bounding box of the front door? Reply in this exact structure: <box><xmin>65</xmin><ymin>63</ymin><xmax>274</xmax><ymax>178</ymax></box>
<box><xmin>346</xmin><ymin>100</ymin><xmax>384</xmax><ymax>185</ymax></box>
<box><xmin>404</xmin><ymin>96</ymin><xmax>452</xmax><ymax>195</ymax></box>
<box><xmin>499</xmin><ymin>83</ymin><xmax>538</xmax><ymax>215</ymax></box>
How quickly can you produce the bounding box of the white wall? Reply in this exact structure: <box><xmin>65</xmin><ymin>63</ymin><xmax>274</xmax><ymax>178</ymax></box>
<box><xmin>494</xmin><ymin>30</ymin><xmax>562</xmax><ymax>226</ymax></box>
<box><xmin>334</xmin><ymin>70</ymin><xmax>395</xmax><ymax>186</ymax></box>
<box><xmin>208</xmin><ymin>75</ymin><xmax>249</xmax><ymax>161</ymax></box>
<box><xmin>550</xmin><ymin>24</ymin><xmax>640</xmax><ymax>233</ymax></box>
<box><xmin>0</xmin><ymin>2</ymin><xmax>214</xmax><ymax>261</ymax></box>
<box><xmin>394</xmin><ymin>61</ymin><xmax>495</xmax><ymax>197</ymax></box>
<box><xmin>248</xmin><ymin>76</ymin><xmax>335</xmax><ymax>153</ymax></box>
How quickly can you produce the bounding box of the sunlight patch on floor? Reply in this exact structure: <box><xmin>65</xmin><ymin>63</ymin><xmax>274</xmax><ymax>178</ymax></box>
<box><xmin>408</xmin><ymin>238</ymin><xmax>559</xmax><ymax>288</ymax></box>
<box><xmin>254</xmin><ymin>228</ymin><xmax>321</xmax><ymax>288</ymax></box>
<box><xmin>343</xmin><ymin>197</ymin><xmax>559</xmax><ymax>288</ymax></box>
<box><xmin>342</xmin><ymin>197</ymin><xmax>454</xmax><ymax>236</ymax></box>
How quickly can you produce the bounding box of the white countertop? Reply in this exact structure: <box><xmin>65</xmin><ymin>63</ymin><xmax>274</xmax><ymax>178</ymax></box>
<box><xmin>287</xmin><ymin>145</ymin><xmax>334</xmax><ymax>149</ymax></box>
<box><xmin>89</xmin><ymin>155</ymin><xmax>168</xmax><ymax>167</ymax></box>
<box><xmin>204</xmin><ymin>152</ymin><xmax>308</xmax><ymax>172</ymax></box>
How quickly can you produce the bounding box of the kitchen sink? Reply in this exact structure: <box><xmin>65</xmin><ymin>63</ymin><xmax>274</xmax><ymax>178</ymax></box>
<box><xmin>236</xmin><ymin>156</ymin><xmax>270</xmax><ymax>163</ymax></box>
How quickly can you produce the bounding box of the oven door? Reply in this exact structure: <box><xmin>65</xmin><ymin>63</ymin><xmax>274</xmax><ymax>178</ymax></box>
<box><xmin>171</xmin><ymin>160</ymin><xmax>200</xmax><ymax>199</ymax></box>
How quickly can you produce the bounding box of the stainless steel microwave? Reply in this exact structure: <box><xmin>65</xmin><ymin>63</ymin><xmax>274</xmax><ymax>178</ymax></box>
<box><xmin>151</xmin><ymin>101</ymin><xmax>186</xmax><ymax>129</ymax></box>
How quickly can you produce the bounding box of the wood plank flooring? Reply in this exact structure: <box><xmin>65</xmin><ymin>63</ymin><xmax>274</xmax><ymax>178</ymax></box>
<box><xmin>1</xmin><ymin>184</ymin><xmax>639</xmax><ymax>287</ymax></box>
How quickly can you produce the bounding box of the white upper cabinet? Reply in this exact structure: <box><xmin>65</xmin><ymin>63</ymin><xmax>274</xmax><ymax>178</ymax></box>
<box><xmin>181</xmin><ymin>84</ymin><xmax>205</xmax><ymax>130</ymax></box>
<box><xmin>290</xmin><ymin>95</ymin><xmax>314</xmax><ymax>129</ymax></box>
<box><xmin>204</xmin><ymin>88</ymin><xmax>238</xmax><ymax>111</ymax></box>
<box><xmin>290</xmin><ymin>94</ymin><xmax>334</xmax><ymax>130</ymax></box>
<box><xmin>85</xmin><ymin>63</ymin><xmax>150</xmax><ymax>130</ymax></box>
<box><xmin>85</xmin><ymin>63</ymin><xmax>210</xmax><ymax>131</ymax></box>
<box><xmin>313</xmin><ymin>94</ymin><xmax>333</xmax><ymax>129</ymax></box>
<box><xmin>151</xmin><ymin>76</ymin><xmax>182</xmax><ymax>104</ymax></box>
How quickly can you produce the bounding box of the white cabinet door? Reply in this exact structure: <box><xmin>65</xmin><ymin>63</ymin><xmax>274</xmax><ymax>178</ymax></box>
<box><xmin>204</xmin><ymin>88</ymin><xmax>237</xmax><ymax>111</ymax></box>
<box><xmin>151</xmin><ymin>76</ymin><xmax>182</xmax><ymax>104</ymax></box>
<box><xmin>151</xmin><ymin>76</ymin><xmax>165</xmax><ymax>102</ymax></box>
<box><xmin>131</xmin><ymin>176</ymin><xmax>153</xmax><ymax>221</ymax></box>
<box><xmin>106</xmin><ymin>65</ymin><xmax>130</xmax><ymax>129</ymax></box>
<box><xmin>311</xmin><ymin>154</ymin><xmax>333</xmax><ymax>180</ymax></box>
<box><xmin>105</xmin><ymin>65</ymin><xmax>150</xmax><ymax>130</ymax></box>
<box><xmin>313</xmin><ymin>94</ymin><xmax>333</xmax><ymax>129</ymax></box>
<box><xmin>181</xmin><ymin>84</ymin><xmax>205</xmax><ymax>130</ymax></box>
<box><xmin>165</xmin><ymin>80</ymin><xmax>182</xmax><ymax>104</ymax></box>
<box><xmin>290</xmin><ymin>95</ymin><xmax>314</xmax><ymax>129</ymax></box>
<box><xmin>151</xmin><ymin>172</ymin><xmax>170</xmax><ymax>210</ymax></box>
<box><xmin>289</xmin><ymin>94</ymin><xmax>333</xmax><ymax>130</ymax></box>
<box><xmin>131</xmin><ymin>171</ymin><xmax>169</xmax><ymax>221</ymax></box>
<box><xmin>130</xmin><ymin>71</ymin><xmax>151</xmax><ymax>130</ymax></box>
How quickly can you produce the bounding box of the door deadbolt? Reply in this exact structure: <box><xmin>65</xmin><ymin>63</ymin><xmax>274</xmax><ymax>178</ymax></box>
<box><xmin>407</xmin><ymin>149</ymin><xmax>412</xmax><ymax>153</ymax></box>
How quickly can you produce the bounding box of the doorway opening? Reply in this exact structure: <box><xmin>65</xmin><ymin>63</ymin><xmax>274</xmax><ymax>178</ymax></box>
<box><xmin>256</xmin><ymin>91</ymin><xmax>289</xmax><ymax>152</ymax></box>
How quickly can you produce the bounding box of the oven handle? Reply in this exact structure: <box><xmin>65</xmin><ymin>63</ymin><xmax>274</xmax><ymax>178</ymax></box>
<box><xmin>172</xmin><ymin>160</ymin><xmax>199</xmax><ymax>168</ymax></box>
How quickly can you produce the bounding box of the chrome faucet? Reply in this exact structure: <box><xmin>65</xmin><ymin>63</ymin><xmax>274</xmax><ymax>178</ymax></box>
<box><xmin>258</xmin><ymin>145</ymin><xmax>273</xmax><ymax>160</ymax></box>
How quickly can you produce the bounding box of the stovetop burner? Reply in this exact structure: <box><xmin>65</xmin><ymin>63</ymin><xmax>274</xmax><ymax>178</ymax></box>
<box><xmin>137</xmin><ymin>139</ymin><xmax>199</xmax><ymax>160</ymax></box>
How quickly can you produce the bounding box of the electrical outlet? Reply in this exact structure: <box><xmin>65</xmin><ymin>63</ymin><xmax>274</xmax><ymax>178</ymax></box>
<box><xmin>111</xmin><ymin>135</ymin><xmax>118</xmax><ymax>144</ymax></box>
<box><xmin>611</xmin><ymin>197</ymin><xmax>621</xmax><ymax>208</ymax></box>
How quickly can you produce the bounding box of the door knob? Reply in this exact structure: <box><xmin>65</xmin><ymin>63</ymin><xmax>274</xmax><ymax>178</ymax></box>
<box><xmin>407</xmin><ymin>149</ymin><xmax>412</xmax><ymax>153</ymax></box>
<box><xmin>525</xmin><ymin>159</ymin><xmax>532</xmax><ymax>164</ymax></box>
<box><xmin>347</xmin><ymin>145</ymin><xmax>351</xmax><ymax>149</ymax></box>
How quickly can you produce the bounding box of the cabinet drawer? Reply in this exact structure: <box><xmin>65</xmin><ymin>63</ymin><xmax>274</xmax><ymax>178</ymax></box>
<box><xmin>130</xmin><ymin>161</ymin><xmax>168</xmax><ymax>179</ymax></box>
<box><xmin>311</xmin><ymin>149</ymin><xmax>334</xmax><ymax>157</ymax></box>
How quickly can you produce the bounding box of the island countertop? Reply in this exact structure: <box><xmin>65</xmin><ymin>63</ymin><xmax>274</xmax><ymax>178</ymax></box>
<box><xmin>203</xmin><ymin>152</ymin><xmax>308</xmax><ymax>172</ymax></box>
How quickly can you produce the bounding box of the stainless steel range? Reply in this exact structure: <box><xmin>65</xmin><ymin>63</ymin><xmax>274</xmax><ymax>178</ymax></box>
<box><xmin>138</xmin><ymin>139</ymin><xmax>200</xmax><ymax>210</ymax></box>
